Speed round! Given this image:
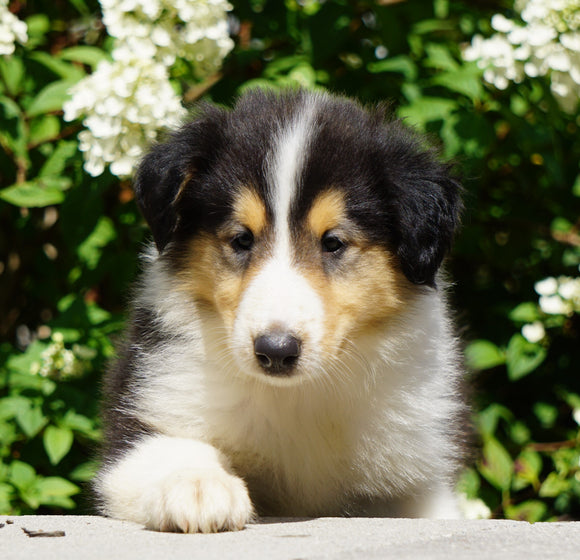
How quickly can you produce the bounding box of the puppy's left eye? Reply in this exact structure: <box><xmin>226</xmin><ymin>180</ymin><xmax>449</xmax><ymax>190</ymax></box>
<box><xmin>231</xmin><ymin>230</ymin><xmax>254</xmax><ymax>252</ymax></box>
<box><xmin>321</xmin><ymin>232</ymin><xmax>345</xmax><ymax>254</ymax></box>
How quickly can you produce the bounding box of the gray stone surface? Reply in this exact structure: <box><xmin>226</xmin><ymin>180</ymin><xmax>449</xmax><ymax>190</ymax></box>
<box><xmin>2</xmin><ymin>515</ymin><xmax>578</xmax><ymax>560</ymax></box>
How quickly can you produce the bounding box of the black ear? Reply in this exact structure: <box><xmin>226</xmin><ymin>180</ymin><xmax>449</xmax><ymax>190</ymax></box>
<box><xmin>133</xmin><ymin>107</ymin><xmax>225</xmax><ymax>252</ymax></box>
<box><xmin>393</xmin><ymin>168</ymin><xmax>462</xmax><ymax>287</ymax></box>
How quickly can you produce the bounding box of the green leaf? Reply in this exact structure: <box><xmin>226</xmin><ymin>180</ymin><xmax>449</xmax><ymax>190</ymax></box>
<box><xmin>539</xmin><ymin>472</ymin><xmax>571</xmax><ymax>498</ymax></box>
<box><xmin>0</xmin><ymin>421</ymin><xmax>18</xmax><ymax>453</ymax></box>
<box><xmin>551</xmin><ymin>216</ymin><xmax>573</xmax><ymax>234</ymax></box>
<box><xmin>25</xmin><ymin>14</ymin><xmax>50</xmax><ymax>47</ymax></box>
<box><xmin>505</xmin><ymin>500</ymin><xmax>547</xmax><ymax>523</ymax></box>
<box><xmin>61</xmin><ymin>409</ymin><xmax>101</xmax><ymax>441</ymax></box>
<box><xmin>506</xmin><ymin>334</ymin><xmax>547</xmax><ymax>381</ymax></box>
<box><xmin>26</xmin><ymin>79</ymin><xmax>76</xmax><ymax>118</ymax></box>
<box><xmin>43</xmin><ymin>425</ymin><xmax>74</xmax><ymax>465</ymax></box>
<box><xmin>39</xmin><ymin>140</ymin><xmax>78</xmax><ymax>177</ymax></box>
<box><xmin>572</xmin><ymin>174</ymin><xmax>580</xmax><ymax>197</ymax></box>
<box><xmin>509</xmin><ymin>421</ymin><xmax>531</xmax><ymax>445</ymax></box>
<box><xmin>68</xmin><ymin>0</ymin><xmax>91</xmax><ymax>16</ymax></box>
<box><xmin>456</xmin><ymin>467</ymin><xmax>481</xmax><ymax>499</ymax></box>
<box><xmin>15</xmin><ymin>402</ymin><xmax>48</xmax><ymax>438</ymax></box>
<box><xmin>434</xmin><ymin>0</ymin><xmax>449</xmax><ymax>19</ymax></box>
<box><xmin>35</xmin><ymin>476</ymin><xmax>80</xmax><ymax>508</ymax></box>
<box><xmin>479</xmin><ymin>437</ymin><xmax>513</xmax><ymax>491</ymax></box>
<box><xmin>6</xmin><ymin>340</ymin><xmax>49</xmax><ymax>375</ymax></box>
<box><xmin>431</xmin><ymin>66</ymin><xmax>484</xmax><ymax>102</ymax></box>
<box><xmin>288</xmin><ymin>63</ymin><xmax>317</xmax><ymax>88</ymax></box>
<box><xmin>77</xmin><ymin>216</ymin><xmax>117</xmax><ymax>269</ymax></box>
<box><xmin>424</xmin><ymin>43</ymin><xmax>459</xmax><ymax>72</ymax></box>
<box><xmin>9</xmin><ymin>461</ymin><xmax>37</xmax><ymax>491</ymax></box>
<box><xmin>86</xmin><ymin>302</ymin><xmax>112</xmax><ymax>326</ymax></box>
<box><xmin>513</xmin><ymin>449</ymin><xmax>542</xmax><ymax>491</ymax></box>
<box><xmin>0</xmin><ymin>396</ymin><xmax>29</xmax><ymax>421</ymax></box>
<box><xmin>0</xmin><ymin>177</ymin><xmax>72</xmax><ymax>207</ymax></box>
<box><xmin>509</xmin><ymin>302</ymin><xmax>541</xmax><ymax>323</ymax></box>
<box><xmin>367</xmin><ymin>55</ymin><xmax>418</xmax><ymax>81</ymax></box>
<box><xmin>28</xmin><ymin>115</ymin><xmax>60</xmax><ymax>146</ymax></box>
<box><xmin>69</xmin><ymin>461</ymin><xmax>98</xmax><ymax>482</ymax></box>
<box><xmin>0</xmin><ymin>482</ymin><xmax>15</xmax><ymax>512</ymax></box>
<box><xmin>398</xmin><ymin>97</ymin><xmax>456</xmax><ymax>129</ymax></box>
<box><xmin>0</xmin><ymin>95</ymin><xmax>28</xmax><ymax>160</ymax></box>
<box><xmin>0</xmin><ymin>94</ymin><xmax>21</xmax><ymax>119</ymax></box>
<box><xmin>412</xmin><ymin>19</ymin><xmax>456</xmax><ymax>35</ymax></box>
<box><xmin>0</xmin><ymin>56</ymin><xmax>25</xmax><ymax>96</ymax></box>
<box><xmin>477</xmin><ymin>403</ymin><xmax>513</xmax><ymax>437</ymax></box>
<box><xmin>533</xmin><ymin>402</ymin><xmax>558</xmax><ymax>429</ymax></box>
<box><xmin>29</xmin><ymin>52</ymin><xmax>85</xmax><ymax>82</ymax></box>
<box><xmin>465</xmin><ymin>340</ymin><xmax>505</xmax><ymax>371</ymax></box>
<box><xmin>59</xmin><ymin>46</ymin><xmax>110</xmax><ymax>69</ymax></box>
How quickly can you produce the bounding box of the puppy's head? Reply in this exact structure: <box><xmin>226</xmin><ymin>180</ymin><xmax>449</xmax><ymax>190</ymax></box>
<box><xmin>135</xmin><ymin>89</ymin><xmax>461</xmax><ymax>385</ymax></box>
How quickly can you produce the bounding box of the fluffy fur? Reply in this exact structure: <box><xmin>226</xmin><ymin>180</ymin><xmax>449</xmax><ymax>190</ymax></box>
<box><xmin>95</xmin><ymin>89</ymin><xmax>467</xmax><ymax>533</ymax></box>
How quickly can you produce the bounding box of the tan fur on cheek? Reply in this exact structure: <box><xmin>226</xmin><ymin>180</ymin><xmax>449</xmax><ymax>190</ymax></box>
<box><xmin>175</xmin><ymin>188</ymin><xmax>270</xmax><ymax>328</ymax></box>
<box><xmin>175</xmin><ymin>235</ymin><xmax>245</xmax><ymax>329</ymax></box>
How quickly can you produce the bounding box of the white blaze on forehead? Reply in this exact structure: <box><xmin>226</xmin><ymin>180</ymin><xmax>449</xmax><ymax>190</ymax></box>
<box><xmin>268</xmin><ymin>95</ymin><xmax>320</xmax><ymax>256</ymax></box>
<box><xmin>238</xmin><ymin>256</ymin><xmax>323</xmax><ymax>334</ymax></box>
<box><xmin>231</xmin><ymin>95</ymin><xmax>326</xmax><ymax>375</ymax></box>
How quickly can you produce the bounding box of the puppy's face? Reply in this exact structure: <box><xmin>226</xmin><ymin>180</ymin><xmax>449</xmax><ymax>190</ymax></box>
<box><xmin>135</xmin><ymin>90</ymin><xmax>461</xmax><ymax>385</ymax></box>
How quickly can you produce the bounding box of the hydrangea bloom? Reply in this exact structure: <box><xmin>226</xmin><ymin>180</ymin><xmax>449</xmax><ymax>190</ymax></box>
<box><xmin>63</xmin><ymin>48</ymin><xmax>186</xmax><ymax>177</ymax></box>
<box><xmin>100</xmin><ymin>0</ymin><xmax>234</xmax><ymax>73</ymax></box>
<box><xmin>463</xmin><ymin>0</ymin><xmax>580</xmax><ymax>112</ymax></box>
<box><xmin>534</xmin><ymin>275</ymin><xmax>580</xmax><ymax>316</ymax></box>
<box><xmin>31</xmin><ymin>333</ymin><xmax>84</xmax><ymax>381</ymax></box>
<box><xmin>0</xmin><ymin>0</ymin><xmax>27</xmax><ymax>55</ymax></box>
<box><xmin>519</xmin><ymin>274</ymin><xmax>579</xmax><ymax>344</ymax></box>
<box><xmin>65</xmin><ymin>0</ymin><xmax>233</xmax><ymax>177</ymax></box>
<box><xmin>521</xmin><ymin>321</ymin><xmax>546</xmax><ymax>343</ymax></box>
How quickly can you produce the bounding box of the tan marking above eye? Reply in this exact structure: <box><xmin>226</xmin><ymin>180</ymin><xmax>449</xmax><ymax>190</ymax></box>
<box><xmin>233</xmin><ymin>187</ymin><xmax>268</xmax><ymax>236</ymax></box>
<box><xmin>307</xmin><ymin>190</ymin><xmax>347</xmax><ymax>240</ymax></box>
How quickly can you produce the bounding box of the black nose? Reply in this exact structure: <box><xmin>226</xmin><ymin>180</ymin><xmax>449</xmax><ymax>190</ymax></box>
<box><xmin>254</xmin><ymin>332</ymin><xmax>301</xmax><ymax>374</ymax></box>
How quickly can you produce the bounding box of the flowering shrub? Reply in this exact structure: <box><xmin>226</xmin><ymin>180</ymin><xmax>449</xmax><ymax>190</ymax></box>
<box><xmin>1</xmin><ymin>0</ymin><xmax>579</xmax><ymax>520</ymax></box>
<box><xmin>0</xmin><ymin>0</ymin><xmax>27</xmax><ymax>55</ymax></box>
<box><xmin>64</xmin><ymin>0</ymin><xmax>233</xmax><ymax>178</ymax></box>
<box><xmin>63</xmin><ymin>48</ymin><xmax>186</xmax><ymax>177</ymax></box>
<box><xmin>100</xmin><ymin>0</ymin><xmax>234</xmax><ymax>69</ymax></box>
<box><xmin>463</xmin><ymin>0</ymin><xmax>580</xmax><ymax>112</ymax></box>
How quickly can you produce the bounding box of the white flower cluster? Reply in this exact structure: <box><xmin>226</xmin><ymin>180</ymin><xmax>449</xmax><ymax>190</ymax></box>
<box><xmin>31</xmin><ymin>333</ymin><xmax>84</xmax><ymax>381</ymax></box>
<box><xmin>64</xmin><ymin>47</ymin><xmax>185</xmax><ymax>177</ymax></box>
<box><xmin>463</xmin><ymin>0</ymin><xmax>580</xmax><ymax>112</ymax></box>
<box><xmin>0</xmin><ymin>0</ymin><xmax>27</xmax><ymax>55</ymax></box>
<box><xmin>521</xmin><ymin>275</ymin><xmax>580</xmax><ymax>342</ymax></box>
<box><xmin>535</xmin><ymin>275</ymin><xmax>580</xmax><ymax>315</ymax></box>
<box><xmin>457</xmin><ymin>493</ymin><xmax>492</xmax><ymax>520</ymax></box>
<box><xmin>64</xmin><ymin>0</ymin><xmax>234</xmax><ymax>178</ymax></box>
<box><xmin>100</xmin><ymin>0</ymin><xmax>234</xmax><ymax>74</ymax></box>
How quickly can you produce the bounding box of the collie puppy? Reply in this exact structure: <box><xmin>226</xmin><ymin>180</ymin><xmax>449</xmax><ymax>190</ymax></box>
<box><xmin>96</xmin><ymin>89</ymin><xmax>467</xmax><ymax>533</ymax></box>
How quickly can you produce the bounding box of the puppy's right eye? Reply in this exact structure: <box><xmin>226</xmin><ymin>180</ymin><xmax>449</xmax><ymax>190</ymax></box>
<box><xmin>231</xmin><ymin>230</ymin><xmax>254</xmax><ymax>252</ymax></box>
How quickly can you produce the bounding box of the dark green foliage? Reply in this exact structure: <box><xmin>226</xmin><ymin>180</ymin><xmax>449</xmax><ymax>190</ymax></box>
<box><xmin>1</xmin><ymin>0</ymin><xmax>579</xmax><ymax>520</ymax></box>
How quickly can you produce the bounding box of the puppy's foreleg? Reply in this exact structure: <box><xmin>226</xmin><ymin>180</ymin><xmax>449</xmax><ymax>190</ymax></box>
<box><xmin>96</xmin><ymin>435</ymin><xmax>254</xmax><ymax>533</ymax></box>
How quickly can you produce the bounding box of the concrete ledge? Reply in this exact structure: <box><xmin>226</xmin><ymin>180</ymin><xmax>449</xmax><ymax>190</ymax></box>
<box><xmin>3</xmin><ymin>515</ymin><xmax>579</xmax><ymax>560</ymax></box>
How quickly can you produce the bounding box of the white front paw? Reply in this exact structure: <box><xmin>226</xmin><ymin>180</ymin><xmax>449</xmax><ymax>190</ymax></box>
<box><xmin>148</xmin><ymin>469</ymin><xmax>254</xmax><ymax>533</ymax></box>
<box><xmin>96</xmin><ymin>436</ymin><xmax>255</xmax><ymax>533</ymax></box>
